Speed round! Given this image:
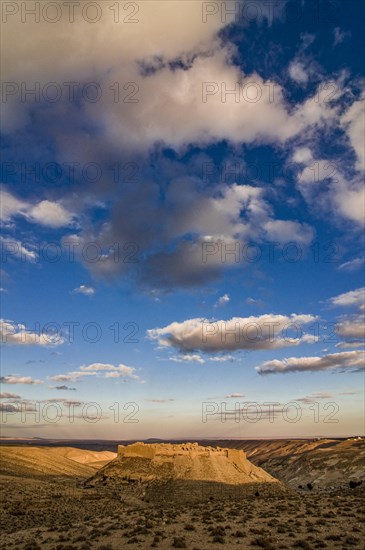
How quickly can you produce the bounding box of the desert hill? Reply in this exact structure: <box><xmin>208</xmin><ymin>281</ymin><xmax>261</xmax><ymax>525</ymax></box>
<box><xmin>0</xmin><ymin>446</ymin><xmax>116</xmax><ymax>479</ymax></box>
<box><xmin>200</xmin><ymin>438</ymin><xmax>365</xmax><ymax>489</ymax></box>
<box><xmin>85</xmin><ymin>442</ymin><xmax>284</xmax><ymax>503</ymax></box>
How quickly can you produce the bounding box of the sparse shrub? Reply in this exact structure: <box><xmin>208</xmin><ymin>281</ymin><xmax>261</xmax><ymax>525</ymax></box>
<box><xmin>212</xmin><ymin>535</ymin><xmax>225</xmax><ymax>544</ymax></box>
<box><xmin>345</xmin><ymin>536</ymin><xmax>360</xmax><ymax>545</ymax></box>
<box><xmin>295</xmin><ymin>541</ymin><xmax>311</xmax><ymax>549</ymax></box>
<box><xmin>127</xmin><ymin>537</ymin><xmax>139</xmax><ymax>544</ymax></box>
<box><xmin>251</xmin><ymin>537</ymin><xmax>275</xmax><ymax>549</ymax></box>
<box><xmin>172</xmin><ymin>537</ymin><xmax>187</xmax><ymax>548</ymax></box>
<box><xmin>184</xmin><ymin>524</ymin><xmax>195</xmax><ymax>531</ymax></box>
<box><xmin>325</xmin><ymin>534</ymin><xmax>341</xmax><ymax>541</ymax></box>
<box><xmin>23</xmin><ymin>543</ymin><xmax>41</xmax><ymax>550</ymax></box>
<box><xmin>349</xmin><ymin>480</ymin><xmax>362</xmax><ymax>489</ymax></box>
<box><xmin>210</xmin><ymin>526</ymin><xmax>225</xmax><ymax>537</ymax></box>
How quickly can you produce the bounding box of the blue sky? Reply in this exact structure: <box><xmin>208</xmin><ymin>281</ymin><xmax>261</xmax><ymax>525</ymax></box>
<box><xmin>0</xmin><ymin>0</ymin><xmax>364</xmax><ymax>439</ymax></box>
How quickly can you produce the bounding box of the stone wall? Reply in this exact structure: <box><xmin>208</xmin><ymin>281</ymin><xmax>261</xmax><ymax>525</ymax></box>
<box><xmin>117</xmin><ymin>442</ymin><xmax>246</xmax><ymax>461</ymax></box>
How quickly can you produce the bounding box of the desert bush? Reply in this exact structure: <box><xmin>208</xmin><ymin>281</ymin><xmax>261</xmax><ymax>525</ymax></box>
<box><xmin>172</xmin><ymin>537</ymin><xmax>187</xmax><ymax>548</ymax></box>
<box><xmin>325</xmin><ymin>534</ymin><xmax>341</xmax><ymax>541</ymax></box>
<box><xmin>294</xmin><ymin>541</ymin><xmax>311</xmax><ymax>549</ymax></box>
<box><xmin>210</xmin><ymin>526</ymin><xmax>225</xmax><ymax>536</ymax></box>
<box><xmin>23</xmin><ymin>543</ymin><xmax>41</xmax><ymax>550</ymax></box>
<box><xmin>349</xmin><ymin>480</ymin><xmax>362</xmax><ymax>489</ymax></box>
<box><xmin>344</xmin><ymin>536</ymin><xmax>360</xmax><ymax>545</ymax></box>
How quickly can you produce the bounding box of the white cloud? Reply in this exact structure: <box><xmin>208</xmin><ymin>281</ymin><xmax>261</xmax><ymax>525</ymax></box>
<box><xmin>72</xmin><ymin>285</ymin><xmax>95</xmax><ymax>296</ymax></box>
<box><xmin>288</xmin><ymin>61</ymin><xmax>308</xmax><ymax>84</ymax></box>
<box><xmin>225</xmin><ymin>393</ymin><xmax>245</xmax><ymax>398</ymax></box>
<box><xmin>329</xmin><ymin>288</ymin><xmax>365</xmax><ymax>308</ymax></box>
<box><xmin>292</xmin><ymin>116</ymin><xmax>365</xmax><ymax>227</ymax></box>
<box><xmin>337</xmin><ymin>258</ymin><xmax>364</xmax><ymax>272</ymax></box>
<box><xmin>0</xmin><ymin>189</ymin><xmax>28</xmax><ymax>223</ymax></box>
<box><xmin>28</xmin><ymin>200</ymin><xmax>75</xmax><ymax>228</ymax></box>
<box><xmin>0</xmin><ymin>319</ymin><xmax>63</xmax><ymax>346</ymax></box>
<box><xmin>0</xmin><ymin>392</ymin><xmax>21</xmax><ymax>398</ymax></box>
<box><xmin>147</xmin><ymin>314</ymin><xmax>318</xmax><ymax>353</ymax></box>
<box><xmin>297</xmin><ymin>391</ymin><xmax>334</xmax><ymax>403</ymax></box>
<box><xmin>48</xmin><ymin>374</ymin><xmax>77</xmax><ymax>383</ymax></box>
<box><xmin>340</xmin><ymin>96</ymin><xmax>364</xmax><ymax>172</ymax></box>
<box><xmin>256</xmin><ymin>350</ymin><xmax>365</xmax><ymax>374</ymax></box>
<box><xmin>263</xmin><ymin>220</ymin><xmax>314</xmax><ymax>245</ymax></box>
<box><xmin>170</xmin><ymin>354</ymin><xmax>205</xmax><ymax>364</ymax></box>
<box><xmin>0</xmin><ymin>237</ymin><xmax>37</xmax><ymax>262</ymax></box>
<box><xmin>0</xmin><ymin>188</ymin><xmax>76</xmax><ymax>228</ymax></box>
<box><xmin>0</xmin><ymin>375</ymin><xmax>43</xmax><ymax>385</ymax></box>
<box><xmin>336</xmin><ymin>317</ymin><xmax>365</xmax><ymax>340</ymax></box>
<box><xmin>215</xmin><ymin>294</ymin><xmax>230</xmax><ymax>307</ymax></box>
<box><xmin>49</xmin><ymin>363</ymin><xmax>141</xmax><ymax>382</ymax></box>
<box><xmin>292</xmin><ymin>147</ymin><xmax>314</xmax><ymax>164</ymax></box>
<box><xmin>335</xmin><ymin>340</ymin><xmax>365</xmax><ymax>349</ymax></box>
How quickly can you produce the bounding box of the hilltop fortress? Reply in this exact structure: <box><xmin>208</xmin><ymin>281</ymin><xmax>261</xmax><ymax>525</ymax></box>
<box><xmin>117</xmin><ymin>442</ymin><xmax>246</xmax><ymax>462</ymax></box>
<box><xmin>87</xmin><ymin>442</ymin><xmax>283</xmax><ymax>503</ymax></box>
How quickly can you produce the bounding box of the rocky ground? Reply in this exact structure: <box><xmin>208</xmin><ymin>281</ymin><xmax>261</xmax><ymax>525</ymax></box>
<box><xmin>0</xmin><ymin>444</ymin><xmax>364</xmax><ymax>549</ymax></box>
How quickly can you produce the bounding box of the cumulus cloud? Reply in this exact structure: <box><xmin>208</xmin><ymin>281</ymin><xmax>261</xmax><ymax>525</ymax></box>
<box><xmin>48</xmin><ymin>363</ymin><xmax>141</xmax><ymax>382</ymax></box>
<box><xmin>256</xmin><ymin>350</ymin><xmax>365</xmax><ymax>374</ymax></box>
<box><xmin>170</xmin><ymin>354</ymin><xmax>205</xmax><ymax>364</ymax></box>
<box><xmin>292</xmin><ymin>141</ymin><xmax>365</xmax><ymax>226</ymax></box>
<box><xmin>215</xmin><ymin>294</ymin><xmax>230</xmax><ymax>307</ymax></box>
<box><xmin>225</xmin><ymin>393</ymin><xmax>245</xmax><ymax>398</ymax></box>
<box><xmin>0</xmin><ymin>375</ymin><xmax>43</xmax><ymax>385</ymax></box>
<box><xmin>335</xmin><ymin>316</ymin><xmax>365</xmax><ymax>340</ymax></box>
<box><xmin>335</xmin><ymin>340</ymin><xmax>365</xmax><ymax>349</ymax></box>
<box><xmin>288</xmin><ymin>61</ymin><xmax>308</xmax><ymax>84</ymax></box>
<box><xmin>0</xmin><ymin>392</ymin><xmax>21</xmax><ymax>399</ymax></box>
<box><xmin>28</xmin><ymin>200</ymin><xmax>75</xmax><ymax>228</ymax></box>
<box><xmin>329</xmin><ymin>287</ymin><xmax>365</xmax><ymax>308</ymax></box>
<box><xmin>340</xmin><ymin>95</ymin><xmax>365</xmax><ymax>172</ymax></box>
<box><xmin>70</xmin><ymin>182</ymin><xmax>315</xmax><ymax>289</ymax></box>
<box><xmin>262</xmin><ymin>220</ymin><xmax>314</xmax><ymax>245</ymax></box>
<box><xmin>0</xmin><ymin>188</ymin><xmax>76</xmax><ymax>228</ymax></box>
<box><xmin>1</xmin><ymin>0</ymin><xmax>362</xmax><ymax>295</ymax></box>
<box><xmin>147</xmin><ymin>314</ymin><xmax>318</xmax><ymax>353</ymax></box>
<box><xmin>47</xmin><ymin>374</ymin><xmax>77</xmax><ymax>383</ymax></box>
<box><xmin>0</xmin><ymin>319</ymin><xmax>64</xmax><ymax>346</ymax></box>
<box><xmin>0</xmin><ymin>237</ymin><xmax>37</xmax><ymax>262</ymax></box>
<box><xmin>72</xmin><ymin>285</ymin><xmax>95</xmax><ymax>296</ymax></box>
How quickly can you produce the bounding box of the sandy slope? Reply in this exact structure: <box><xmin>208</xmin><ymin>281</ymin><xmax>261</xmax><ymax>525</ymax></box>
<box><xmin>199</xmin><ymin>438</ymin><xmax>365</xmax><ymax>489</ymax></box>
<box><xmin>0</xmin><ymin>446</ymin><xmax>116</xmax><ymax>478</ymax></box>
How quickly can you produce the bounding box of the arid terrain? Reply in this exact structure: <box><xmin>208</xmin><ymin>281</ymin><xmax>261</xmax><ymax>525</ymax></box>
<box><xmin>0</xmin><ymin>439</ymin><xmax>364</xmax><ymax>549</ymax></box>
